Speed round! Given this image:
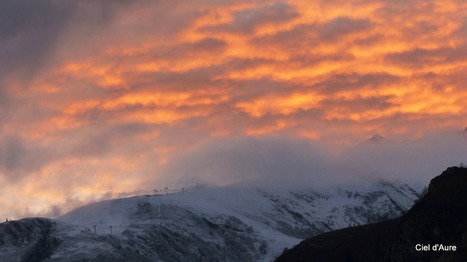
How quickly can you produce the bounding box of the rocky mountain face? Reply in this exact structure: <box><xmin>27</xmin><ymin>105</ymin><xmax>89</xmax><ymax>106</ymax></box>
<box><xmin>0</xmin><ymin>180</ymin><xmax>420</xmax><ymax>262</ymax></box>
<box><xmin>0</xmin><ymin>218</ymin><xmax>59</xmax><ymax>262</ymax></box>
<box><xmin>276</xmin><ymin>166</ymin><xmax>467</xmax><ymax>262</ymax></box>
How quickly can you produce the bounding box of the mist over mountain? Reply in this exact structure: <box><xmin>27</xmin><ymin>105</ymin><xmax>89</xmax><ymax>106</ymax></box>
<box><xmin>1</xmin><ymin>128</ymin><xmax>466</xmax><ymax>261</ymax></box>
<box><xmin>1</xmin><ymin>128</ymin><xmax>465</xmax><ymax>220</ymax></box>
<box><xmin>0</xmin><ymin>179</ymin><xmax>419</xmax><ymax>261</ymax></box>
<box><xmin>161</xmin><ymin>129</ymin><xmax>467</xmax><ymax>190</ymax></box>
<box><xmin>0</xmin><ymin>128</ymin><xmax>466</xmax><ymax>261</ymax></box>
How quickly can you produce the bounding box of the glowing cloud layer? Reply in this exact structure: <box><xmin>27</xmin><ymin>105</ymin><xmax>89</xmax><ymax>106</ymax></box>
<box><xmin>1</xmin><ymin>0</ymin><xmax>467</xmax><ymax>218</ymax></box>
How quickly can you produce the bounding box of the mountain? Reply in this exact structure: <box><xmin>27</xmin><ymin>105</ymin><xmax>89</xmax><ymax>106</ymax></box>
<box><xmin>0</xmin><ymin>180</ymin><xmax>420</xmax><ymax>262</ymax></box>
<box><xmin>275</xmin><ymin>166</ymin><xmax>467</xmax><ymax>262</ymax></box>
<box><xmin>366</xmin><ymin>134</ymin><xmax>386</xmax><ymax>144</ymax></box>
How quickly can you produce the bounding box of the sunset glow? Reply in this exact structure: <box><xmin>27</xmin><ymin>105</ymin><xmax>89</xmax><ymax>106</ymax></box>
<box><xmin>1</xmin><ymin>0</ymin><xmax>467</xmax><ymax>218</ymax></box>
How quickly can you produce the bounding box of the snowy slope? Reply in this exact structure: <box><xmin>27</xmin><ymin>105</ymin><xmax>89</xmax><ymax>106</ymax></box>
<box><xmin>0</xmin><ymin>181</ymin><xmax>420</xmax><ymax>262</ymax></box>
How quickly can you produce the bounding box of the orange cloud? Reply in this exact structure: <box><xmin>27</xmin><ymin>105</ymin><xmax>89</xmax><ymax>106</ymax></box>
<box><xmin>246</xmin><ymin>120</ymin><xmax>288</xmax><ymax>135</ymax></box>
<box><xmin>236</xmin><ymin>91</ymin><xmax>324</xmax><ymax>117</ymax></box>
<box><xmin>2</xmin><ymin>0</ymin><xmax>467</xmax><ymax>219</ymax></box>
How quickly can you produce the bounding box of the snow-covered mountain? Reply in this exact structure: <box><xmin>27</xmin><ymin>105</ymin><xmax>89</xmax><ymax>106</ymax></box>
<box><xmin>276</xmin><ymin>167</ymin><xmax>467</xmax><ymax>262</ymax></box>
<box><xmin>0</xmin><ymin>181</ymin><xmax>420</xmax><ymax>262</ymax></box>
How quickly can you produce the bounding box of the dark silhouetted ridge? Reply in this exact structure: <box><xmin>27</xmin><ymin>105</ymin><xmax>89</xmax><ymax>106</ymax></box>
<box><xmin>0</xmin><ymin>218</ymin><xmax>60</xmax><ymax>262</ymax></box>
<box><xmin>276</xmin><ymin>166</ymin><xmax>467</xmax><ymax>262</ymax></box>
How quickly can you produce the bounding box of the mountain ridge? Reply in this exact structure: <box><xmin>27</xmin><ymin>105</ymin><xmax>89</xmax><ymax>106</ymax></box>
<box><xmin>0</xmin><ymin>180</ymin><xmax>420</xmax><ymax>261</ymax></box>
<box><xmin>275</xmin><ymin>166</ymin><xmax>467</xmax><ymax>262</ymax></box>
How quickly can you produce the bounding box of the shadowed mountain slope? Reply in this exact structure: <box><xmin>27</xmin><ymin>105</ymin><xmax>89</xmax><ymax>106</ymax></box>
<box><xmin>276</xmin><ymin>166</ymin><xmax>467</xmax><ymax>262</ymax></box>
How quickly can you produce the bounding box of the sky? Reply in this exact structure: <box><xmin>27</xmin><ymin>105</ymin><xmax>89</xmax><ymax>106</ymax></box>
<box><xmin>1</xmin><ymin>0</ymin><xmax>467</xmax><ymax>219</ymax></box>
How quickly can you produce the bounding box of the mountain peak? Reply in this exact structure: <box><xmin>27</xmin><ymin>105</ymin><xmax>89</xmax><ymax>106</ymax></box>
<box><xmin>367</xmin><ymin>134</ymin><xmax>385</xmax><ymax>143</ymax></box>
<box><xmin>421</xmin><ymin>166</ymin><xmax>467</xmax><ymax>208</ymax></box>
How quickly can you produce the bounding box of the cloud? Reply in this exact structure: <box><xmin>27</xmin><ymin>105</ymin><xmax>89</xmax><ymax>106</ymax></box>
<box><xmin>202</xmin><ymin>2</ymin><xmax>299</xmax><ymax>34</ymax></box>
<box><xmin>320</xmin><ymin>96</ymin><xmax>393</xmax><ymax>114</ymax></box>
<box><xmin>0</xmin><ymin>0</ymin><xmax>73</xmax><ymax>80</ymax></box>
<box><xmin>160</xmin><ymin>131</ymin><xmax>467</xmax><ymax>190</ymax></box>
<box><xmin>384</xmin><ymin>46</ymin><xmax>467</xmax><ymax>69</ymax></box>
<box><xmin>251</xmin><ymin>23</ymin><xmax>317</xmax><ymax>51</ymax></box>
<box><xmin>0</xmin><ymin>0</ymin><xmax>136</xmax><ymax>83</ymax></box>
<box><xmin>319</xmin><ymin>17</ymin><xmax>373</xmax><ymax>41</ymax></box>
<box><xmin>160</xmin><ymin>136</ymin><xmax>340</xmax><ymax>189</ymax></box>
<box><xmin>0</xmin><ymin>136</ymin><xmax>57</xmax><ymax>182</ymax></box>
<box><xmin>340</xmin><ymin>130</ymin><xmax>467</xmax><ymax>185</ymax></box>
<box><xmin>1</xmin><ymin>0</ymin><xmax>467</xmax><ymax>220</ymax></box>
<box><xmin>313</xmin><ymin>73</ymin><xmax>401</xmax><ymax>94</ymax></box>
